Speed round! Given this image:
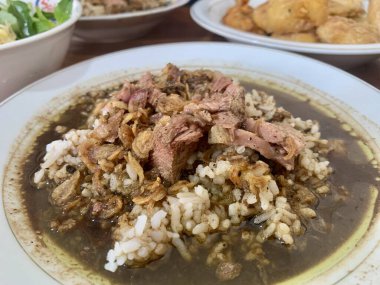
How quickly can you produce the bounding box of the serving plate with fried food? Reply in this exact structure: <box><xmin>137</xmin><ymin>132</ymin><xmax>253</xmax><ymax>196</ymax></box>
<box><xmin>190</xmin><ymin>0</ymin><xmax>380</xmax><ymax>68</ymax></box>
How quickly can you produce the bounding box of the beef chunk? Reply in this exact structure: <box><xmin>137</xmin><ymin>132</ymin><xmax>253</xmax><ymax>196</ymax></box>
<box><xmin>152</xmin><ymin>114</ymin><xmax>204</xmax><ymax>182</ymax></box>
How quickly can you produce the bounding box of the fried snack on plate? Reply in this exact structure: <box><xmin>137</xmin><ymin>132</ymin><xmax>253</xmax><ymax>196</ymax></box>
<box><xmin>368</xmin><ymin>0</ymin><xmax>380</xmax><ymax>34</ymax></box>
<box><xmin>253</xmin><ymin>0</ymin><xmax>328</xmax><ymax>34</ymax></box>
<box><xmin>317</xmin><ymin>16</ymin><xmax>380</xmax><ymax>44</ymax></box>
<box><xmin>222</xmin><ymin>0</ymin><xmax>264</xmax><ymax>33</ymax></box>
<box><xmin>272</xmin><ymin>32</ymin><xmax>319</xmax><ymax>43</ymax></box>
<box><xmin>327</xmin><ymin>0</ymin><xmax>364</xmax><ymax>17</ymax></box>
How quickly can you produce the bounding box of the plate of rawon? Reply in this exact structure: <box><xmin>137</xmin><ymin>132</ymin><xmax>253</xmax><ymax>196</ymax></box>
<box><xmin>0</xmin><ymin>42</ymin><xmax>379</xmax><ymax>284</ymax></box>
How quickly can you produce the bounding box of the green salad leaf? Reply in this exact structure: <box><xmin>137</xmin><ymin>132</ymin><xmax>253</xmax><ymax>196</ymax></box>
<box><xmin>0</xmin><ymin>10</ymin><xmax>19</xmax><ymax>33</ymax></box>
<box><xmin>41</xmin><ymin>11</ymin><xmax>56</xmax><ymax>21</ymax></box>
<box><xmin>54</xmin><ymin>0</ymin><xmax>73</xmax><ymax>24</ymax></box>
<box><xmin>7</xmin><ymin>0</ymin><xmax>36</xmax><ymax>38</ymax></box>
<box><xmin>1</xmin><ymin>0</ymin><xmax>73</xmax><ymax>41</ymax></box>
<box><xmin>34</xmin><ymin>7</ymin><xmax>54</xmax><ymax>33</ymax></box>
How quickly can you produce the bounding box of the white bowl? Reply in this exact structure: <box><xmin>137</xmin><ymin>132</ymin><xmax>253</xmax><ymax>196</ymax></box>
<box><xmin>0</xmin><ymin>42</ymin><xmax>379</xmax><ymax>284</ymax></box>
<box><xmin>0</xmin><ymin>0</ymin><xmax>82</xmax><ymax>102</ymax></box>
<box><xmin>74</xmin><ymin>0</ymin><xmax>189</xmax><ymax>43</ymax></box>
<box><xmin>190</xmin><ymin>0</ymin><xmax>380</xmax><ymax>68</ymax></box>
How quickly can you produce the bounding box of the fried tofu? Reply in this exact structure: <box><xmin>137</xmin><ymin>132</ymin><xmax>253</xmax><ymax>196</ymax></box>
<box><xmin>368</xmin><ymin>0</ymin><xmax>380</xmax><ymax>34</ymax></box>
<box><xmin>317</xmin><ymin>16</ymin><xmax>380</xmax><ymax>44</ymax></box>
<box><xmin>222</xmin><ymin>0</ymin><xmax>380</xmax><ymax>44</ymax></box>
<box><xmin>328</xmin><ymin>0</ymin><xmax>364</xmax><ymax>17</ymax></box>
<box><xmin>223</xmin><ymin>0</ymin><xmax>264</xmax><ymax>33</ymax></box>
<box><xmin>253</xmin><ymin>0</ymin><xmax>328</xmax><ymax>34</ymax></box>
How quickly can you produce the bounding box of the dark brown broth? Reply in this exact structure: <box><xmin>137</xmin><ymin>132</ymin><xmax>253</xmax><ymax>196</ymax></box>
<box><xmin>22</xmin><ymin>83</ymin><xmax>379</xmax><ymax>285</ymax></box>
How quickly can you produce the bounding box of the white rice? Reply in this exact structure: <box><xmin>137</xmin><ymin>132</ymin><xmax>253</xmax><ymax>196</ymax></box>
<box><xmin>172</xmin><ymin>237</ymin><xmax>192</xmax><ymax>261</ymax></box>
<box><xmin>41</xmin><ymin>140</ymin><xmax>72</xmax><ymax>169</ymax></box>
<box><xmin>235</xmin><ymin>145</ymin><xmax>246</xmax><ymax>154</ymax></box>
<box><xmin>126</xmin><ymin>163</ymin><xmax>138</xmax><ymax>181</ymax></box>
<box><xmin>192</xmin><ymin>222</ymin><xmax>209</xmax><ymax>235</ymax></box>
<box><xmin>135</xmin><ymin>215</ymin><xmax>147</xmax><ymax>237</ymax></box>
<box><xmin>151</xmin><ymin>210</ymin><xmax>167</xmax><ymax>230</ymax></box>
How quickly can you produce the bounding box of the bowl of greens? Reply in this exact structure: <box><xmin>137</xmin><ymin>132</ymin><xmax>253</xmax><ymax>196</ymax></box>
<box><xmin>0</xmin><ymin>0</ymin><xmax>81</xmax><ymax>100</ymax></box>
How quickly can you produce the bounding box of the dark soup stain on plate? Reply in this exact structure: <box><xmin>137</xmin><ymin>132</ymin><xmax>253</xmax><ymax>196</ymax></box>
<box><xmin>21</xmin><ymin>80</ymin><xmax>378</xmax><ymax>285</ymax></box>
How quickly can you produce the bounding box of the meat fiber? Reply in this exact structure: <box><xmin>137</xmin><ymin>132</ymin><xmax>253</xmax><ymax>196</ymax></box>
<box><xmin>208</xmin><ymin>117</ymin><xmax>305</xmax><ymax>170</ymax></box>
<box><xmin>116</xmin><ymin>64</ymin><xmax>305</xmax><ymax>177</ymax></box>
<box><xmin>184</xmin><ymin>82</ymin><xmax>245</xmax><ymax>117</ymax></box>
<box><xmin>244</xmin><ymin>118</ymin><xmax>305</xmax><ymax>161</ymax></box>
<box><xmin>232</xmin><ymin>129</ymin><xmax>296</xmax><ymax>170</ymax></box>
<box><xmin>152</xmin><ymin>114</ymin><xmax>204</xmax><ymax>182</ymax></box>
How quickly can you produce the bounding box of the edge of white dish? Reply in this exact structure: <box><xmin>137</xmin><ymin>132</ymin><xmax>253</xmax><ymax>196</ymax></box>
<box><xmin>190</xmin><ymin>0</ymin><xmax>380</xmax><ymax>55</ymax></box>
<box><xmin>79</xmin><ymin>0</ymin><xmax>189</xmax><ymax>21</ymax></box>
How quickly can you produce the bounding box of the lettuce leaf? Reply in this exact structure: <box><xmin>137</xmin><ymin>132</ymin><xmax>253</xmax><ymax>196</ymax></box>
<box><xmin>54</xmin><ymin>0</ymin><xmax>72</xmax><ymax>24</ymax></box>
<box><xmin>3</xmin><ymin>0</ymin><xmax>73</xmax><ymax>40</ymax></box>
<box><xmin>0</xmin><ymin>10</ymin><xmax>19</xmax><ymax>33</ymax></box>
<box><xmin>7</xmin><ymin>0</ymin><xmax>36</xmax><ymax>38</ymax></box>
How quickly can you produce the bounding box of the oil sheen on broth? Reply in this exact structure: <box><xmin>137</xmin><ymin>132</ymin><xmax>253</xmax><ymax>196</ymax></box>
<box><xmin>22</xmin><ymin>82</ymin><xmax>378</xmax><ymax>285</ymax></box>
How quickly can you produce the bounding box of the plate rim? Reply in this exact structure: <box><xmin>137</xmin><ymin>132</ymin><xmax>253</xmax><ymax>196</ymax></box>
<box><xmin>1</xmin><ymin>42</ymin><xmax>379</xmax><ymax>110</ymax></box>
<box><xmin>78</xmin><ymin>0</ymin><xmax>189</xmax><ymax>21</ymax></box>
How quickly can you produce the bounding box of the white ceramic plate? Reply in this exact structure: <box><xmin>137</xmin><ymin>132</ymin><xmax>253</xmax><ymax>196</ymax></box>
<box><xmin>190</xmin><ymin>0</ymin><xmax>380</xmax><ymax>68</ymax></box>
<box><xmin>74</xmin><ymin>0</ymin><xmax>189</xmax><ymax>42</ymax></box>
<box><xmin>0</xmin><ymin>42</ymin><xmax>379</xmax><ymax>284</ymax></box>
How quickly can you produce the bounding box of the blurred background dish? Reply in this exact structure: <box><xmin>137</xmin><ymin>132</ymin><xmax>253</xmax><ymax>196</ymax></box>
<box><xmin>80</xmin><ymin>0</ymin><xmax>171</xmax><ymax>16</ymax></box>
<box><xmin>0</xmin><ymin>0</ymin><xmax>82</xmax><ymax>101</ymax></box>
<box><xmin>74</xmin><ymin>0</ymin><xmax>189</xmax><ymax>43</ymax></box>
<box><xmin>190</xmin><ymin>0</ymin><xmax>380</xmax><ymax>68</ymax></box>
<box><xmin>221</xmin><ymin>0</ymin><xmax>380</xmax><ymax>45</ymax></box>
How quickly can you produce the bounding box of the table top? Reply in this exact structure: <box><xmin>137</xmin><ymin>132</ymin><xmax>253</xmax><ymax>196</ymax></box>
<box><xmin>63</xmin><ymin>6</ymin><xmax>380</xmax><ymax>90</ymax></box>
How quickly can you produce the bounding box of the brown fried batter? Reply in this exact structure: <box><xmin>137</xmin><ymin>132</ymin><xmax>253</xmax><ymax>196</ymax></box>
<box><xmin>223</xmin><ymin>0</ymin><xmax>380</xmax><ymax>44</ymax></box>
<box><xmin>222</xmin><ymin>0</ymin><xmax>264</xmax><ymax>33</ymax></box>
<box><xmin>368</xmin><ymin>0</ymin><xmax>380</xmax><ymax>35</ymax></box>
<box><xmin>328</xmin><ymin>0</ymin><xmax>364</xmax><ymax>17</ymax></box>
<box><xmin>317</xmin><ymin>16</ymin><xmax>380</xmax><ymax>44</ymax></box>
<box><xmin>253</xmin><ymin>0</ymin><xmax>328</xmax><ymax>34</ymax></box>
